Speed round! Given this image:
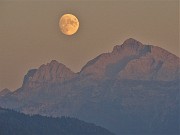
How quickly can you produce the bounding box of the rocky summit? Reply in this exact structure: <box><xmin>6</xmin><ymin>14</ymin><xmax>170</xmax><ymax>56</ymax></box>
<box><xmin>22</xmin><ymin>60</ymin><xmax>76</xmax><ymax>89</ymax></box>
<box><xmin>0</xmin><ymin>38</ymin><xmax>179</xmax><ymax>135</ymax></box>
<box><xmin>80</xmin><ymin>38</ymin><xmax>179</xmax><ymax>81</ymax></box>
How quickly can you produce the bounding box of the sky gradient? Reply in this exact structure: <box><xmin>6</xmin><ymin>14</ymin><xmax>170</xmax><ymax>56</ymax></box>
<box><xmin>0</xmin><ymin>0</ymin><xmax>179</xmax><ymax>90</ymax></box>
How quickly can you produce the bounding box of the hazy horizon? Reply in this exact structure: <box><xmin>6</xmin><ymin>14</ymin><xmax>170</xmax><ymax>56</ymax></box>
<box><xmin>0</xmin><ymin>0</ymin><xmax>179</xmax><ymax>90</ymax></box>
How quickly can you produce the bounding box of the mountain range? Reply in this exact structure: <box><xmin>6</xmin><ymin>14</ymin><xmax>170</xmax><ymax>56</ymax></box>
<box><xmin>0</xmin><ymin>38</ymin><xmax>179</xmax><ymax>135</ymax></box>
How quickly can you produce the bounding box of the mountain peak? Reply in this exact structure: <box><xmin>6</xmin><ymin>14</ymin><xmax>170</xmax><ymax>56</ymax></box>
<box><xmin>49</xmin><ymin>60</ymin><xmax>60</xmax><ymax>66</ymax></box>
<box><xmin>123</xmin><ymin>38</ymin><xmax>141</xmax><ymax>44</ymax></box>
<box><xmin>22</xmin><ymin>60</ymin><xmax>76</xmax><ymax>89</ymax></box>
<box><xmin>113</xmin><ymin>38</ymin><xmax>144</xmax><ymax>52</ymax></box>
<box><xmin>40</xmin><ymin>60</ymin><xmax>64</xmax><ymax>69</ymax></box>
<box><xmin>123</xmin><ymin>38</ymin><xmax>143</xmax><ymax>47</ymax></box>
<box><xmin>80</xmin><ymin>38</ymin><xmax>179</xmax><ymax>81</ymax></box>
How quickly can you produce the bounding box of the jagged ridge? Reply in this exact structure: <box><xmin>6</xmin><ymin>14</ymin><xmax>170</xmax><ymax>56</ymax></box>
<box><xmin>22</xmin><ymin>38</ymin><xmax>179</xmax><ymax>90</ymax></box>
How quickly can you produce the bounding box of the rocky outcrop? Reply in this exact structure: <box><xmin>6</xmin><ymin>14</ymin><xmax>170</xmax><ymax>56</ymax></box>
<box><xmin>22</xmin><ymin>60</ymin><xmax>76</xmax><ymax>89</ymax></box>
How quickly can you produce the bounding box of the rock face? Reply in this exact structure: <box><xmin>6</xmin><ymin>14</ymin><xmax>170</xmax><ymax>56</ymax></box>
<box><xmin>0</xmin><ymin>38</ymin><xmax>179</xmax><ymax>135</ymax></box>
<box><xmin>22</xmin><ymin>60</ymin><xmax>76</xmax><ymax>89</ymax></box>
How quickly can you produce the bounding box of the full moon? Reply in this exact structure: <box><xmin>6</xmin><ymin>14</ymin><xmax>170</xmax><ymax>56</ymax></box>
<box><xmin>59</xmin><ymin>14</ymin><xmax>79</xmax><ymax>35</ymax></box>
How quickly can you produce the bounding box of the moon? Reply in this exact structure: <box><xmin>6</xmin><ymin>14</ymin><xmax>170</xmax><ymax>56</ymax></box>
<box><xmin>59</xmin><ymin>14</ymin><xmax>79</xmax><ymax>35</ymax></box>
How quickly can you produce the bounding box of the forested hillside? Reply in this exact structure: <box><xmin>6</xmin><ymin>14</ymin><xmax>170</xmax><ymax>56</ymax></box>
<box><xmin>0</xmin><ymin>107</ymin><xmax>114</xmax><ymax>135</ymax></box>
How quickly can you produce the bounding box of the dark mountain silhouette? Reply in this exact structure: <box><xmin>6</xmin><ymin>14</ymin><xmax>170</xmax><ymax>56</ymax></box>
<box><xmin>0</xmin><ymin>107</ymin><xmax>114</xmax><ymax>135</ymax></box>
<box><xmin>0</xmin><ymin>38</ymin><xmax>179</xmax><ymax>135</ymax></box>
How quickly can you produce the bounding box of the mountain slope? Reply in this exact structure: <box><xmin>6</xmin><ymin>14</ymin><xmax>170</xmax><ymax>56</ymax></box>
<box><xmin>80</xmin><ymin>38</ymin><xmax>179</xmax><ymax>81</ymax></box>
<box><xmin>0</xmin><ymin>38</ymin><xmax>179</xmax><ymax>135</ymax></box>
<box><xmin>0</xmin><ymin>107</ymin><xmax>114</xmax><ymax>135</ymax></box>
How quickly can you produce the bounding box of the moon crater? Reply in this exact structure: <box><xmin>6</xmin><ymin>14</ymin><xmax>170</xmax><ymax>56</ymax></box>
<box><xmin>59</xmin><ymin>14</ymin><xmax>79</xmax><ymax>35</ymax></box>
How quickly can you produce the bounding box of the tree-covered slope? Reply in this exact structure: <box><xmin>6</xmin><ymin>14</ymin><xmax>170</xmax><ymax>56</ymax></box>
<box><xmin>0</xmin><ymin>107</ymin><xmax>114</xmax><ymax>135</ymax></box>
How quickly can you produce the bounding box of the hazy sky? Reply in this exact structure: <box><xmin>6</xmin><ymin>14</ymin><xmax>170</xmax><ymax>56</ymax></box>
<box><xmin>0</xmin><ymin>0</ymin><xmax>179</xmax><ymax>91</ymax></box>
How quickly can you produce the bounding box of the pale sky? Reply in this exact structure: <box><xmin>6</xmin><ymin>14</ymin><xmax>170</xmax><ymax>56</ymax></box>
<box><xmin>0</xmin><ymin>0</ymin><xmax>179</xmax><ymax>91</ymax></box>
